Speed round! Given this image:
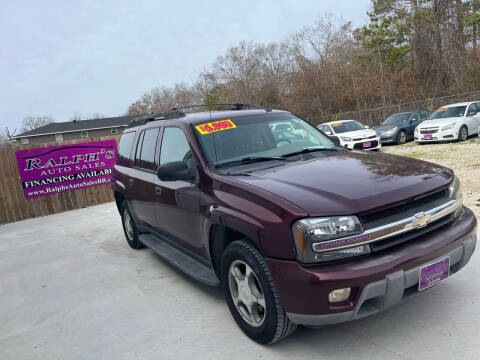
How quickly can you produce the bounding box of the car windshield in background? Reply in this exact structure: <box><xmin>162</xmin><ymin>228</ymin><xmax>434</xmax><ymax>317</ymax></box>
<box><xmin>430</xmin><ymin>106</ymin><xmax>467</xmax><ymax>119</ymax></box>
<box><xmin>330</xmin><ymin>121</ymin><xmax>365</xmax><ymax>134</ymax></box>
<box><xmin>194</xmin><ymin>113</ymin><xmax>336</xmax><ymax>167</ymax></box>
<box><xmin>381</xmin><ymin>113</ymin><xmax>411</xmax><ymax>126</ymax></box>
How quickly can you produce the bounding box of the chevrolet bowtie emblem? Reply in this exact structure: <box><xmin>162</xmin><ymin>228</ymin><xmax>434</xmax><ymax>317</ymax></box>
<box><xmin>412</xmin><ymin>212</ymin><xmax>431</xmax><ymax>228</ymax></box>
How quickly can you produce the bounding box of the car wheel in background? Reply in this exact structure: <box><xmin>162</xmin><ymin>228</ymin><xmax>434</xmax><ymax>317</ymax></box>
<box><xmin>396</xmin><ymin>130</ymin><xmax>407</xmax><ymax>145</ymax></box>
<box><xmin>458</xmin><ymin>125</ymin><xmax>468</xmax><ymax>142</ymax></box>
<box><xmin>221</xmin><ymin>240</ymin><xmax>297</xmax><ymax>344</ymax></box>
<box><xmin>121</xmin><ymin>201</ymin><xmax>145</xmax><ymax>249</ymax></box>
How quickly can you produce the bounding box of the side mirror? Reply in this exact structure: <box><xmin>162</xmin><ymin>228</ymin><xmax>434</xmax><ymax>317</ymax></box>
<box><xmin>157</xmin><ymin>161</ymin><xmax>195</xmax><ymax>181</ymax></box>
<box><xmin>324</xmin><ymin>130</ymin><xmax>332</xmax><ymax>135</ymax></box>
<box><xmin>365</xmin><ymin>125</ymin><xmax>370</xmax><ymax>129</ymax></box>
<box><xmin>467</xmin><ymin>111</ymin><xmax>477</xmax><ymax>117</ymax></box>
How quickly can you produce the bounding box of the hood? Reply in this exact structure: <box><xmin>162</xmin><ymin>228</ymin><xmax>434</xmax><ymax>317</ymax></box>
<box><xmin>335</xmin><ymin>128</ymin><xmax>377</xmax><ymax>139</ymax></box>
<box><xmin>227</xmin><ymin>151</ymin><xmax>453</xmax><ymax>216</ymax></box>
<box><xmin>418</xmin><ymin>117</ymin><xmax>463</xmax><ymax>127</ymax></box>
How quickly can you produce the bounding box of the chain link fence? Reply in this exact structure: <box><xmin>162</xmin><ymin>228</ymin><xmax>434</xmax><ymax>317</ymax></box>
<box><xmin>315</xmin><ymin>90</ymin><xmax>480</xmax><ymax>127</ymax></box>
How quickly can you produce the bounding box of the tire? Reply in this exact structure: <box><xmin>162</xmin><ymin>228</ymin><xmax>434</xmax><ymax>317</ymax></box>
<box><xmin>120</xmin><ymin>201</ymin><xmax>144</xmax><ymax>249</ymax></box>
<box><xmin>396</xmin><ymin>130</ymin><xmax>407</xmax><ymax>145</ymax></box>
<box><xmin>221</xmin><ymin>240</ymin><xmax>297</xmax><ymax>344</ymax></box>
<box><xmin>458</xmin><ymin>125</ymin><xmax>468</xmax><ymax>142</ymax></box>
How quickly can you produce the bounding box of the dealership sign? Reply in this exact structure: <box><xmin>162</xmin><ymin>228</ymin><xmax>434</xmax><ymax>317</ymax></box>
<box><xmin>15</xmin><ymin>140</ymin><xmax>117</xmax><ymax>199</ymax></box>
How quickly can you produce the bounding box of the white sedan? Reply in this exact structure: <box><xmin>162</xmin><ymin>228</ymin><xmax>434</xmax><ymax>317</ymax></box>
<box><xmin>318</xmin><ymin>120</ymin><xmax>381</xmax><ymax>151</ymax></box>
<box><xmin>415</xmin><ymin>102</ymin><xmax>480</xmax><ymax>143</ymax></box>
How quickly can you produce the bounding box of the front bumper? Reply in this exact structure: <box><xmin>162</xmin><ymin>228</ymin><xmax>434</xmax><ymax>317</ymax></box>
<box><xmin>342</xmin><ymin>137</ymin><xmax>381</xmax><ymax>150</ymax></box>
<box><xmin>266</xmin><ymin>207</ymin><xmax>477</xmax><ymax>325</ymax></box>
<box><xmin>415</xmin><ymin>128</ymin><xmax>458</xmax><ymax>142</ymax></box>
<box><xmin>379</xmin><ymin>133</ymin><xmax>397</xmax><ymax>143</ymax></box>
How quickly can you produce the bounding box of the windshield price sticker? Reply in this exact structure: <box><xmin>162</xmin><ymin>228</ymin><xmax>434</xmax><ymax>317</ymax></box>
<box><xmin>196</xmin><ymin>119</ymin><xmax>237</xmax><ymax>134</ymax></box>
<box><xmin>438</xmin><ymin>107</ymin><xmax>448</xmax><ymax>112</ymax></box>
<box><xmin>332</xmin><ymin>122</ymin><xmax>343</xmax><ymax>127</ymax></box>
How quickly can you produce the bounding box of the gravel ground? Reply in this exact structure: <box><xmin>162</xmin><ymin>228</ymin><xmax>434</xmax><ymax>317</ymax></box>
<box><xmin>382</xmin><ymin>136</ymin><xmax>480</xmax><ymax>219</ymax></box>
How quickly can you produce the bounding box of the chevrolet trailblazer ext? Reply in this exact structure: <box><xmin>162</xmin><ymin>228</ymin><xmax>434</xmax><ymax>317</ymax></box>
<box><xmin>112</xmin><ymin>105</ymin><xmax>477</xmax><ymax>344</ymax></box>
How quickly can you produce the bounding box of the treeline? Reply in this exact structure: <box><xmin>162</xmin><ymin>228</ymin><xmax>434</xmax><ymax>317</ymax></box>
<box><xmin>127</xmin><ymin>0</ymin><xmax>480</xmax><ymax>124</ymax></box>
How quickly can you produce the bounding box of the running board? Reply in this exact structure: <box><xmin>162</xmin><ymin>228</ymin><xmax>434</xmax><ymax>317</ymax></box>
<box><xmin>138</xmin><ymin>234</ymin><xmax>220</xmax><ymax>287</ymax></box>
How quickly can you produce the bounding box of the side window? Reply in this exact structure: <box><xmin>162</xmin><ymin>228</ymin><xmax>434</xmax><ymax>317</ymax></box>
<box><xmin>160</xmin><ymin>127</ymin><xmax>192</xmax><ymax>167</ymax></box>
<box><xmin>467</xmin><ymin>103</ymin><xmax>478</xmax><ymax>116</ymax></box>
<box><xmin>410</xmin><ymin>112</ymin><xmax>419</xmax><ymax>121</ymax></box>
<box><xmin>421</xmin><ymin>111</ymin><xmax>430</xmax><ymax>119</ymax></box>
<box><xmin>325</xmin><ymin>125</ymin><xmax>333</xmax><ymax>135</ymax></box>
<box><xmin>117</xmin><ymin>132</ymin><xmax>136</xmax><ymax>164</ymax></box>
<box><xmin>134</xmin><ymin>128</ymin><xmax>160</xmax><ymax>171</ymax></box>
<box><xmin>134</xmin><ymin>131</ymin><xmax>145</xmax><ymax>167</ymax></box>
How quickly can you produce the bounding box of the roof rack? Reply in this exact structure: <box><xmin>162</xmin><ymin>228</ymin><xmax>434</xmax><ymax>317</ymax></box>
<box><xmin>127</xmin><ymin>103</ymin><xmax>272</xmax><ymax>128</ymax></box>
<box><xmin>171</xmin><ymin>103</ymin><xmax>264</xmax><ymax>111</ymax></box>
<box><xmin>127</xmin><ymin>110</ymin><xmax>185</xmax><ymax>128</ymax></box>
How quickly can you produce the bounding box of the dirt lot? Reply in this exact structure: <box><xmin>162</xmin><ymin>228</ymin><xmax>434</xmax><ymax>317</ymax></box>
<box><xmin>382</xmin><ymin>136</ymin><xmax>480</xmax><ymax>219</ymax></box>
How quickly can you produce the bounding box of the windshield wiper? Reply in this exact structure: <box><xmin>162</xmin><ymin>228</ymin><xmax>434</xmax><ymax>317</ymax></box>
<box><xmin>215</xmin><ymin>156</ymin><xmax>293</xmax><ymax>168</ymax></box>
<box><xmin>281</xmin><ymin>147</ymin><xmax>343</xmax><ymax>157</ymax></box>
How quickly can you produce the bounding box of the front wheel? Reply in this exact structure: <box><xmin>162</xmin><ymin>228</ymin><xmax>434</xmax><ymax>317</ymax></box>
<box><xmin>396</xmin><ymin>130</ymin><xmax>407</xmax><ymax>145</ymax></box>
<box><xmin>221</xmin><ymin>240</ymin><xmax>297</xmax><ymax>344</ymax></box>
<box><xmin>458</xmin><ymin>125</ymin><xmax>468</xmax><ymax>142</ymax></box>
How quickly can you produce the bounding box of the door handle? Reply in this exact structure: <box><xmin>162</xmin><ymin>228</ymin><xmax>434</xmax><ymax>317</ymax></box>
<box><xmin>155</xmin><ymin>186</ymin><xmax>162</xmax><ymax>195</ymax></box>
<box><xmin>129</xmin><ymin>178</ymin><xmax>134</xmax><ymax>185</ymax></box>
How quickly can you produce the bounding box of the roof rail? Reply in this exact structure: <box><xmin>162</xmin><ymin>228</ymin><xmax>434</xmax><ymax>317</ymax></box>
<box><xmin>171</xmin><ymin>103</ymin><xmax>263</xmax><ymax>112</ymax></box>
<box><xmin>127</xmin><ymin>103</ymin><xmax>271</xmax><ymax>128</ymax></box>
<box><xmin>127</xmin><ymin>110</ymin><xmax>185</xmax><ymax>128</ymax></box>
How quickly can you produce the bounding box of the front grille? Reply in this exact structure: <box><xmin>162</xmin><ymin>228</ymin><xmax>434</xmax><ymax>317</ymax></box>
<box><xmin>358</xmin><ymin>188</ymin><xmax>450</xmax><ymax>230</ymax></box>
<box><xmin>420</xmin><ymin>129</ymin><xmax>439</xmax><ymax>134</ymax></box>
<box><xmin>353</xmin><ymin>140</ymin><xmax>379</xmax><ymax>149</ymax></box>
<box><xmin>369</xmin><ymin>214</ymin><xmax>454</xmax><ymax>252</ymax></box>
<box><xmin>353</xmin><ymin>135</ymin><xmax>377</xmax><ymax>141</ymax></box>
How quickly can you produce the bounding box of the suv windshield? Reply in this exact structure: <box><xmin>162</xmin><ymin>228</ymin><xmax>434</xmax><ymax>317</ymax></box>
<box><xmin>330</xmin><ymin>121</ymin><xmax>365</xmax><ymax>133</ymax></box>
<box><xmin>381</xmin><ymin>113</ymin><xmax>411</xmax><ymax>126</ymax></box>
<box><xmin>430</xmin><ymin>106</ymin><xmax>467</xmax><ymax>119</ymax></box>
<box><xmin>194</xmin><ymin>113</ymin><xmax>336</xmax><ymax>167</ymax></box>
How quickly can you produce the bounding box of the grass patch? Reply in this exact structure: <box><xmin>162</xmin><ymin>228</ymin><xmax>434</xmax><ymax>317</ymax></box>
<box><xmin>403</xmin><ymin>152</ymin><xmax>428</xmax><ymax>159</ymax></box>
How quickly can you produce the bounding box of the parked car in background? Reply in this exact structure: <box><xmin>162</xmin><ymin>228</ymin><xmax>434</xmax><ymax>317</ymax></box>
<box><xmin>373</xmin><ymin>110</ymin><xmax>431</xmax><ymax>145</ymax></box>
<box><xmin>415</xmin><ymin>102</ymin><xmax>480</xmax><ymax>143</ymax></box>
<box><xmin>318</xmin><ymin>120</ymin><xmax>381</xmax><ymax>151</ymax></box>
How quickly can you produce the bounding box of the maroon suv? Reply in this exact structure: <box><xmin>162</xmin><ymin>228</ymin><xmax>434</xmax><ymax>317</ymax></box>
<box><xmin>112</xmin><ymin>105</ymin><xmax>477</xmax><ymax>344</ymax></box>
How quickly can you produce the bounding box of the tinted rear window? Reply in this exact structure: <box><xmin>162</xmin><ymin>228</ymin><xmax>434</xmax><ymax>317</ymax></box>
<box><xmin>134</xmin><ymin>128</ymin><xmax>160</xmax><ymax>171</ymax></box>
<box><xmin>117</xmin><ymin>132</ymin><xmax>135</xmax><ymax>165</ymax></box>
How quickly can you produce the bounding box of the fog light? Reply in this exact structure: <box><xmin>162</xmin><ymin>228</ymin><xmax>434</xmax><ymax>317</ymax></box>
<box><xmin>328</xmin><ymin>288</ymin><xmax>351</xmax><ymax>303</ymax></box>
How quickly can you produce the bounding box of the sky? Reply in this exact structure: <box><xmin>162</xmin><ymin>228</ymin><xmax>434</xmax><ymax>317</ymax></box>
<box><xmin>0</xmin><ymin>0</ymin><xmax>371</xmax><ymax>132</ymax></box>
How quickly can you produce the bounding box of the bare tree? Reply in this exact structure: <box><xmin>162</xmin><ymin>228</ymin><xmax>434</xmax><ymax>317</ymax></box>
<box><xmin>21</xmin><ymin>116</ymin><xmax>53</xmax><ymax>132</ymax></box>
<box><xmin>0</xmin><ymin>127</ymin><xmax>17</xmax><ymax>147</ymax></box>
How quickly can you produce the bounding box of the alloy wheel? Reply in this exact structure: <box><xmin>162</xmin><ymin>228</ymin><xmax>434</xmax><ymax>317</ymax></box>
<box><xmin>228</xmin><ymin>260</ymin><xmax>266</xmax><ymax>327</ymax></box>
<box><xmin>398</xmin><ymin>131</ymin><xmax>406</xmax><ymax>144</ymax></box>
<box><xmin>459</xmin><ymin>126</ymin><xmax>467</xmax><ymax>141</ymax></box>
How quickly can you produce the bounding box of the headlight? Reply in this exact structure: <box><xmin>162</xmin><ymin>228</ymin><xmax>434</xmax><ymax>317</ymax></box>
<box><xmin>442</xmin><ymin>122</ymin><xmax>456</xmax><ymax>131</ymax></box>
<box><xmin>385</xmin><ymin>127</ymin><xmax>397</xmax><ymax>135</ymax></box>
<box><xmin>292</xmin><ymin>216</ymin><xmax>370</xmax><ymax>263</ymax></box>
<box><xmin>340</xmin><ymin>136</ymin><xmax>352</xmax><ymax>141</ymax></box>
<box><xmin>449</xmin><ymin>176</ymin><xmax>463</xmax><ymax>201</ymax></box>
<box><xmin>449</xmin><ymin>176</ymin><xmax>463</xmax><ymax>218</ymax></box>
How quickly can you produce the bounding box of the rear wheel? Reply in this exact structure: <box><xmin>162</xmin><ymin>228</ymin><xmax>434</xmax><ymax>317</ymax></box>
<box><xmin>121</xmin><ymin>201</ymin><xmax>144</xmax><ymax>249</ymax></box>
<box><xmin>396</xmin><ymin>130</ymin><xmax>407</xmax><ymax>145</ymax></box>
<box><xmin>458</xmin><ymin>125</ymin><xmax>468</xmax><ymax>142</ymax></box>
<box><xmin>221</xmin><ymin>240</ymin><xmax>297</xmax><ymax>344</ymax></box>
